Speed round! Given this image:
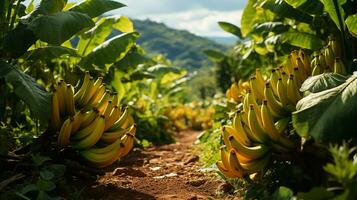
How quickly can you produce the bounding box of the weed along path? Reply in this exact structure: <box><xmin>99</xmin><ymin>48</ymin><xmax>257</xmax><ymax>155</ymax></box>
<box><xmin>79</xmin><ymin>130</ymin><xmax>225</xmax><ymax>200</ymax></box>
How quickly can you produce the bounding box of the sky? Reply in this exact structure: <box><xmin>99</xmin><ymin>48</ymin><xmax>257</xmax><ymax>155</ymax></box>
<box><xmin>115</xmin><ymin>0</ymin><xmax>246</xmax><ymax>37</ymax></box>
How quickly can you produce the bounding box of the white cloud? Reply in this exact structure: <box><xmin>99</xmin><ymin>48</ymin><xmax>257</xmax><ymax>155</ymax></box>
<box><xmin>133</xmin><ymin>8</ymin><xmax>243</xmax><ymax>37</ymax></box>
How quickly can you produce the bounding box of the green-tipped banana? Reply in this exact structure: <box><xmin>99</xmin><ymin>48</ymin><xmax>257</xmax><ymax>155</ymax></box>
<box><xmin>74</xmin><ymin>115</ymin><xmax>105</xmax><ymax>149</ymax></box>
<box><xmin>58</xmin><ymin>117</ymin><xmax>73</xmax><ymax>148</ymax></box>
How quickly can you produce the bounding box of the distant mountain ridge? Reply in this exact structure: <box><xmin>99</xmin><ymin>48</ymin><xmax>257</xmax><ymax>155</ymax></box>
<box><xmin>129</xmin><ymin>19</ymin><xmax>228</xmax><ymax>70</ymax></box>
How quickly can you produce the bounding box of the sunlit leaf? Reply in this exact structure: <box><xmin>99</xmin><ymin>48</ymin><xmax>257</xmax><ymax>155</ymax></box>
<box><xmin>281</xmin><ymin>31</ymin><xmax>325</xmax><ymax>50</ymax></box>
<box><xmin>320</xmin><ymin>0</ymin><xmax>346</xmax><ymax>31</ymax></box>
<box><xmin>252</xmin><ymin>22</ymin><xmax>290</xmax><ymax>34</ymax></box>
<box><xmin>300</xmin><ymin>73</ymin><xmax>348</xmax><ymax>93</ymax></box>
<box><xmin>261</xmin><ymin>0</ymin><xmax>313</xmax><ymax>24</ymax></box>
<box><xmin>79</xmin><ymin>32</ymin><xmax>139</xmax><ymax>68</ymax></box>
<box><xmin>28</xmin><ymin>11</ymin><xmax>95</xmax><ymax>45</ymax></box>
<box><xmin>241</xmin><ymin>0</ymin><xmax>257</xmax><ymax>37</ymax></box>
<box><xmin>70</xmin><ymin>0</ymin><xmax>125</xmax><ymax>18</ymax></box>
<box><xmin>218</xmin><ymin>22</ymin><xmax>242</xmax><ymax>39</ymax></box>
<box><xmin>346</xmin><ymin>14</ymin><xmax>357</xmax><ymax>37</ymax></box>
<box><xmin>292</xmin><ymin>74</ymin><xmax>357</xmax><ymax>142</ymax></box>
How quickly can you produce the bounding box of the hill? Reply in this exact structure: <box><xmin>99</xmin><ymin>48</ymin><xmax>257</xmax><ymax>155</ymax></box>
<box><xmin>130</xmin><ymin>19</ymin><xmax>228</xmax><ymax>71</ymax></box>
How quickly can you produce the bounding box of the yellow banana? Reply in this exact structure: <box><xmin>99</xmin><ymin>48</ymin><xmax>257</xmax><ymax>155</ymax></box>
<box><xmin>73</xmin><ymin>115</ymin><xmax>105</xmax><ymax>149</ymax></box>
<box><xmin>77</xmin><ymin>77</ymin><xmax>94</xmax><ymax>107</ymax></box>
<box><xmin>261</xmin><ymin>100</ymin><xmax>280</xmax><ymax>141</ymax></box>
<box><xmin>329</xmin><ymin>38</ymin><xmax>341</xmax><ymax>57</ymax></box>
<box><xmin>324</xmin><ymin>45</ymin><xmax>335</xmax><ymax>71</ymax></box>
<box><xmin>334</xmin><ymin>57</ymin><xmax>346</xmax><ymax>75</ymax></box>
<box><xmin>50</xmin><ymin>89</ymin><xmax>61</xmax><ymax>130</ymax></box>
<box><xmin>104</xmin><ymin>105</ymin><xmax>121</xmax><ymax>131</ymax></box>
<box><xmin>230</xmin><ymin>82</ymin><xmax>241</xmax><ymax>102</ymax></box>
<box><xmin>101</xmin><ymin>127</ymin><xmax>128</xmax><ymax>143</ymax></box>
<box><xmin>222</xmin><ymin>126</ymin><xmax>232</xmax><ymax>149</ymax></box>
<box><xmin>58</xmin><ymin>117</ymin><xmax>73</xmax><ymax>148</ymax></box>
<box><xmin>239</xmin><ymin>154</ymin><xmax>271</xmax><ymax>173</ymax></box>
<box><xmin>264</xmin><ymin>82</ymin><xmax>287</xmax><ymax>118</ymax></box>
<box><xmin>71</xmin><ymin>110</ymin><xmax>85</xmax><ymax>134</ymax></box>
<box><xmin>299</xmin><ymin>50</ymin><xmax>311</xmax><ymax>74</ymax></box>
<box><xmin>119</xmin><ymin>132</ymin><xmax>135</xmax><ymax>157</ymax></box>
<box><xmin>283</xmin><ymin>55</ymin><xmax>294</xmax><ymax>74</ymax></box>
<box><xmin>244</xmin><ymin>90</ymin><xmax>262</xmax><ymax>124</ymax></box>
<box><xmin>229</xmin><ymin>136</ymin><xmax>270</xmax><ymax>160</ymax></box>
<box><xmin>111</xmin><ymin>93</ymin><xmax>119</xmax><ymax>107</ymax></box>
<box><xmin>226</xmin><ymin>88</ymin><xmax>232</xmax><ymax>100</ymax></box>
<box><xmin>120</xmin><ymin>113</ymin><xmax>134</xmax><ymax>129</ymax></box>
<box><xmin>290</xmin><ymin>50</ymin><xmax>299</xmax><ymax>66</ymax></box>
<box><xmin>232</xmin><ymin>112</ymin><xmax>251</xmax><ymax>146</ymax></box>
<box><xmin>216</xmin><ymin>160</ymin><xmax>237</xmax><ymax>178</ymax></box>
<box><xmin>292</xmin><ymin>67</ymin><xmax>303</xmax><ymax>89</ymax></box>
<box><xmin>255</xmin><ymin>69</ymin><xmax>266</xmax><ymax>87</ymax></box>
<box><xmin>74</xmin><ymin>71</ymin><xmax>91</xmax><ymax>103</ymax></box>
<box><xmin>57</xmin><ymin>80</ymin><xmax>67</xmax><ymax>116</ymax></box>
<box><xmin>268</xmin><ymin>69</ymin><xmax>280</xmax><ymax>96</ymax></box>
<box><xmin>220</xmin><ymin>146</ymin><xmax>231</xmax><ymax>171</ymax></box>
<box><xmin>228</xmin><ymin>149</ymin><xmax>245</xmax><ymax>178</ymax></box>
<box><xmin>287</xmin><ymin>75</ymin><xmax>302</xmax><ymax>105</ymax></box>
<box><xmin>250</xmin><ymin>76</ymin><xmax>264</xmax><ymax>102</ymax></box>
<box><xmin>65</xmin><ymin>84</ymin><xmax>76</xmax><ymax>117</ymax></box>
<box><xmin>79</xmin><ymin>141</ymin><xmax>125</xmax><ymax>168</ymax></box>
<box><xmin>97</xmin><ymin>91</ymin><xmax>111</xmax><ymax>113</ymax></box>
<box><xmin>88</xmin><ymin>83</ymin><xmax>106</xmax><ymax>107</ymax></box>
<box><xmin>319</xmin><ymin>53</ymin><xmax>327</xmax><ymax>69</ymax></box>
<box><xmin>80</xmin><ymin>108</ymin><xmax>99</xmax><ymax>129</ymax></box>
<box><xmin>72</xmin><ymin>115</ymin><xmax>102</xmax><ymax>140</ymax></box>
<box><xmin>108</xmin><ymin>107</ymin><xmax>129</xmax><ymax>131</ymax></box>
<box><xmin>82</xmin><ymin>77</ymin><xmax>103</xmax><ymax>106</ymax></box>
<box><xmin>103</xmin><ymin>100</ymin><xmax>114</xmax><ymax>119</ymax></box>
<box><xmin>276</xmin><ymin>79</ymin><xmax>289</xmax><ymax>107</ymax></box>
<box><xmin>247</xmin><ymin>105</ymin><xmax>269</xmax><ymax>143</ymax></box>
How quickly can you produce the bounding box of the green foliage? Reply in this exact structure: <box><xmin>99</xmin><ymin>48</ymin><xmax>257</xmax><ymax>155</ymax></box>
<box><xmin>345</xmin><ymin>14</ymin><xmax>357</xmax><ymax>37</ymax></box>
<box><xmin>28</xmin><ymin>11</ymin><xmax>95</xmax><ymax>45</ymax></box>
<box><xmin>293</xmin><ymin>74</ymin><xmax>357</xmax><ymax>143</ymax></box>
<box><xmin>300</xmin><ymin>73</ymin><xmax>348</xmax><ymax>93</ymax></box>
<box><xmin>218</xmin><ymin>22</ymin><xmax>242</xmax><ymax>39</ymax></box>
<box><xmin>69</xmin><ymin>0</ymin><xmax>126</xmax><ymax>18</ymax></box>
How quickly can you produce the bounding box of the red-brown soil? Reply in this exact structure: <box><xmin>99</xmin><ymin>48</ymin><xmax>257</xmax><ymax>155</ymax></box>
<box><xmin>78</xmin><ymin>130</ymin><xmax>227</xmax><ymax>200</ymax></box>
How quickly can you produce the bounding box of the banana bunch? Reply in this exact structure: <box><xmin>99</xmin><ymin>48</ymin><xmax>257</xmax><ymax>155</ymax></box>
<box><xmin>49</xmin><ymin>72</ymin><xmax>136</xmax><ymax>168</ymax></box>
<box><xmin>310</xmin><ymin>37</ymin><xmax>346</xmax><ymax>75</ymax></box>
<box><xmin>226</xmin><ymin>80</ymin><xmax>250</xmax><ymax>103</ymax></box>
<box><xmin>218</xmin><ymin>50</ymin><xmax>316</xmax><ymax>178</ymax></box>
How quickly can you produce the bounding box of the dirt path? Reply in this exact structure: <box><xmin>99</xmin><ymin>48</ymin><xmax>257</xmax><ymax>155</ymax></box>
<box><xmin>80</xmin><ymin>130</ymin><xmax>225</xmax><ymax>200</ymax></box>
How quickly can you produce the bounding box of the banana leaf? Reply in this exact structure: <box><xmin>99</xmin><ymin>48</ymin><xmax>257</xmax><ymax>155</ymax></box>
<box><xmin>300</xmin><ymin>73</ymin><xmax>348</xmax><ymax>93</ymax></box>
<box><xmin>70</xmin><ymin>0</ymin><xmax>125</xmax><ymax>18</ymax></box>
<box><xmin>218</xmin><ymin>22</ymin><xmax>242</xmax><ymax>39</ymax></box>
<box><xmin>345</xmin><ymin>14</ymin><xmax>357</xmax><ymax>37</ymax></box>
<box><xmin>292</xmin><ymin>73</ymin><xmax>357</xmax><ymax>143</ymax></box>
<box><xmin>28</xmin><ymin>11</ymin><xmax>95</xmax><ymax>45</ymax></box>
<box><xmin>320</xmin><ymin>0</ymin><xmax>346</xmax><ymax>31</ymax></box>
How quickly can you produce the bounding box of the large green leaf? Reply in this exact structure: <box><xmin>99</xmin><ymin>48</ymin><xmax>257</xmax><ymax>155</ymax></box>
<box><xmin>218</xmin><ymin>22</ymin><xmax>242</xmax><ymax>39</ymax></box>
<box><xmin>1</xmin><ymin>24</ymin><xmax>37</xmax><ymax>58</ymax></box>
<box><xmin>252</xmin><ymin>22</ymin><xmax>290</xmax><ymax>34</ymax></box>
<box><xmin>292</xmin><ymin>74</ymin><xmax>357</xmax><ymax>143</ymax></box>
<box><xmin>241</xmin><ymin>0</ymin><xmax>257</xmax><ymax>37</ymax></box>
<box><xmin>77</xmin><ymin>16</ymin><xmax>134</xmax><ymax>56</ymax></box>
<box><xmin>79</xmin><ymin>32</ymin><xmax>139</xmax><ymax>68</ymax></box>
<box><xmin>300</xmin><ymin>73</ymin><xmax>348</xmax><ymax>93</ymax></box>
<box><xmin>24</xmin><ymin>46</ymin><xmax>78</xmax><ymax>61</ymax></box>
<box><xmin>284</xmin><ymin>0</ymin><xmax>323</xmax><ymax>15</ymax></box>
<box><xmin>5</xmin><ymin>67</ymin><xmax>52</xmax><ymax>121</ymax></box>
<box><xmin>0</xmin><ymin>59</ymin><xmax>13</xmax><ymax>77</ymax></box>
<box><xmin>320</xmin><ymin>0</ymin><xmax>346</xmax><ymax>31</ymax></box>
<box><xmin>281</xmin><ymin>31</ymin><xmax>325</xmax><ymax>50</ymax></box>
<box><xmin>28</xmin><ymin>11</ymin><xmax>94</xmax><ymax>45</ymax></box>
<box><xmin>35</xmin><ymin>0</ymin><xmax>67</xmax><ymax>15</ymax></box>
<box><xmin>261</xmin><ymin>0</ymin><xmax>313</xmax><ymax>24</ymax></box>
<box><xmin>114</xmin><ymin>48</ymin><xmax>149</xmax><ymax>70</ymax></box>
<box><xmin>346</xmin><ymin>14</ymin><xmax>357</xmax><ymax>37</ymax></box>
<box><xmin>70</xmin><ymin>0</ymin><xmax>125</xmax><ymax>18</ymax></box>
